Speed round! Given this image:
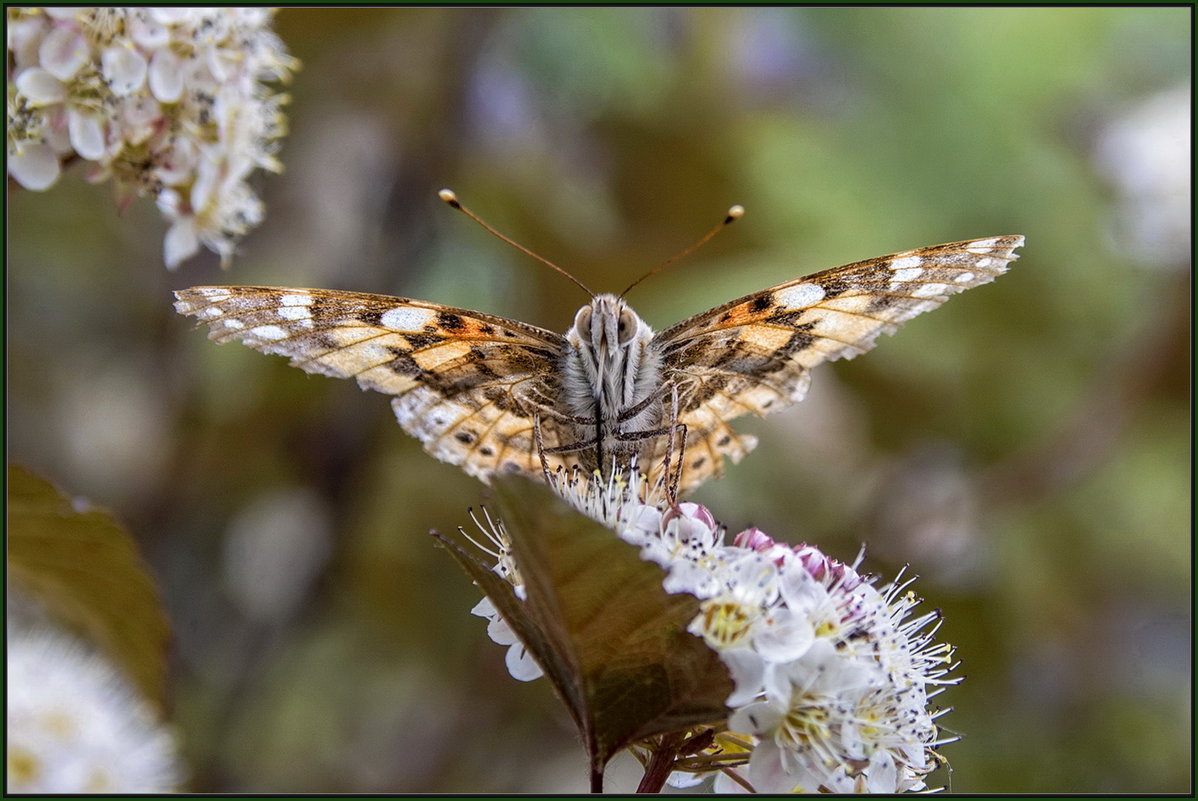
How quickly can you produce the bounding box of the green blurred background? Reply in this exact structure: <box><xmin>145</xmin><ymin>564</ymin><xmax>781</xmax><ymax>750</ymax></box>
<box><xmin>8</xmin><ymin>7</ymin><xmax>1190</xmax><ymax>793</ymax></box>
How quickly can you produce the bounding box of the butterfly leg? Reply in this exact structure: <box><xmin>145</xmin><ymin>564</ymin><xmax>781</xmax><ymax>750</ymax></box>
<box><xmin>663</xmin><ymin>386</ymin><xmax>687</xmax><ymax>503</ymax></box>
<box><xmin>612</xmin><ymin>424</ymin><xmax>687</xmax><ymax>499</ymax></box>
<box><xmin>533</xmin><ymin>413</ymin><xmax>553</xmax><ymax>484</ymax></box>
<box><xmin>533</xmin><ymin>405</ymin><xmax>596</xmax><ymax>426</ymax></box>
<box><xmin>540</xmin><ymin>436</ymin><xmax>599</xmax><ymax>455</ymax></box>
<box><xmin>615</xmin><ymin>389</ymin><xmax>662</xmax><ymax>423</ymax></box>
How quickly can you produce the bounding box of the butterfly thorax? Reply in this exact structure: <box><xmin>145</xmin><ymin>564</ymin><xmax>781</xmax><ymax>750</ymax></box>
<box><xmin>562</xmin><ymin>293</ymin><xmax>664</xmax><ymax>471</ymax></box>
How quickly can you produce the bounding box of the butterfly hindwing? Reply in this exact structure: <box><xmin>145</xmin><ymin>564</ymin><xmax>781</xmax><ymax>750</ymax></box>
<box><xmin>173</xmin><ymin>286</ymin><xmax>577</xmax><ymax>482</ymax></box>
<box><xmin>176</xmin><ymin>235</ymin><xmax>1023</xmax><ymax>495</ymax></box>
<box><xmin>651</xmin><ymin>235</ymin><xmax>1024</xmax><ymax>492</ymax></box>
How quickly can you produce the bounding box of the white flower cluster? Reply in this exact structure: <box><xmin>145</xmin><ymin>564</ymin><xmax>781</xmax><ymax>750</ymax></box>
<box><xmin>7</xmin><ymin>7</ymin><xmax>296</xmax><ymax>268</ymax></box>
<box><xmin>702</xmin><ymin>531</ymin><xmax>957</xmax><ymax>793</ymax></box>
<box><xmin>7</xmin><ymin>624</ymin><xmax>183</xmax><ymax>793</ymax></box>
<box><xmin>463</xmin><ymin>506</ymin><xmax>545</xmax><ymax>682</ymax></box>
<box><xmin>478</xmin><ymin>468</ymin><xmax>960</xmax><ymax>794</ymax></box>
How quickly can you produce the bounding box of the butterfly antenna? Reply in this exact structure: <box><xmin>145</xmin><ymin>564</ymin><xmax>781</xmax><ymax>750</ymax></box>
<box><xmin>619</xmin><ymin>204</ymin><xmax>744</xmax><ymax>298</ymax></box>
<box><xmin>439</xmin><ymin>189</ymin><xmax>594</xmax><ymax>298</ymax></box>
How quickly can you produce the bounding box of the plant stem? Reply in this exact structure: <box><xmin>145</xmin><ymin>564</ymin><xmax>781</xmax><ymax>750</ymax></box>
<box><xmin>635</xmin><ymin>733</ymin><xmax>684</xmax><ymax>794</ymax></box>
<box><xmin>590</xmin><ymin>764</ymin><xmax>604</xmax><ymax>794</ymax></box>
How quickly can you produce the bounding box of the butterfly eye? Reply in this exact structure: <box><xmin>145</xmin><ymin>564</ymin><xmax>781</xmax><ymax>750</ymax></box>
<box><xmin>617</xmin><ymin>308</ymin><xmax>637</xmax><ymax>345</ymax></box>
<box><xmin>574</xmin><ymin>306</ymin><xmax>593</xmax><ymax>339</ymax></box>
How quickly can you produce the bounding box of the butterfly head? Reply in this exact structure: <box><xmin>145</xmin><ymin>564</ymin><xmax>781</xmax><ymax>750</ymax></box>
<box><xmin>566</xmin><ymin>293</ymin><xmax>656</xmax><ymax>407</ymax></box>
<box><xmin>570</xmin><ymin>293</ymin><xmax>651</xmax><ymax>359</ymax></box>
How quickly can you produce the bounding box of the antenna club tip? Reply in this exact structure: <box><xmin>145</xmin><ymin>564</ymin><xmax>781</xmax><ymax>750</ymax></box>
<box><xmin>438</xmin><ymin>188</ymin><xmax>460</xmax><ymax>206</ymax></box>
<box><xmin>726</xmin><ymin>205</ymin><xmax>745</xmax><ymax>222</ymax></box>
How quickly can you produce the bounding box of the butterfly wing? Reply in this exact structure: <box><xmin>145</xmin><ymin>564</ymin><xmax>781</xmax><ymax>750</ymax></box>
<box><xmin>650</xmin><ymin>235</ymin><xmax>1025</xmax><ymax>493</ymax></box>
<box><xmin>174</xmin><ymin>286</ymin><xmax>578</xmax><ymax>482</ymax></box>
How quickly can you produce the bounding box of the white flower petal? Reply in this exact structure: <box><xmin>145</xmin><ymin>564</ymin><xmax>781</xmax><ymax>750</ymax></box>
<box><xmin>504</xmin><ymin>641</ymin><xmax>543</xmax><ymax>682</ymax></box>
<box><xmin>15</xmin><ymin>67</ymin><xmax>66</xmax><ymax>105</ymax></box>
<box><xmin>8</xmin><ymin>142</ymin><xmax>61</xmax><ymax>190</ymax></box>
<box><xmin>8</xmin><ymin>17</ymin><xmax>49</xmax><ymax>70</ymax></box>
<box><xmin>777</xmin><ymin>560</ymin><xmax>825</xmax><ymax>611</ymax></box>
<box><xmin>43</xmin><ymin>7</ymin><xmax>83</xmax><ymax>20</ymax></box>
<box><xmin>117</xmin><ymin>95</ymin><xmax>162</xmax><ymax>146</ymax></box>
<box><xmin>666</xmin><ymin>770</ymin><xmax>706</xmax><ymax>788</ymax></box>
<box><xmin>762</xmin><ymin>659</ymin><xmax>794</xmax><ymax>705</ymax></box>
<box><xmin>149</xmin><ymin>8</ymin><xmax>201</xmax><ymax>26</ymax></box>
<box><xmin>148</xmin><ymin>48</ymin><xmax>184</xmax><ymax>103</ymax></box>
<box><xmin>38</xmin><ymin>26</ymin><xmax>90</xmax><ymax>81</ymax></box>
<box><xmin>206</xmin><ymin>45</ymin><xmax>236</xmax><ymax>83</ymax></box>
<box><xmin>163</xmin><ymin>217</ymin><xmax>199</xmax><ymax>269</ymax></box>
<box><xmin>866</xmin><ymin>750</ymin><xmax>899</xmax><ymax>793</ymax></box>
<box><xmin>68</xmin><ymin>111</ymin><xmax>106</xmax><ymax>161</ymax></box>
<box><xmin>728</xmin><ymin>700</ymin><xmax>781</xmax><ymax>737</ymax></box>
<box><xmin>128</xmin><ymin>13</ymin><xmax>170</xmax><ymax>49</ymax></box>
<box><xmin>469</xmin><ymin>597</ymin><xmax>496</xmax><ymax>619</ymax></box>
<box><xmin>753</xmin><ymin>608</ymin><xmax>814</xmax><ymax>663</ymax></box>
<box><xmin>101</xmin><ymin>45</ymin><xmax>147</xmax><ymax>96</ymax></box>
<box><xmin>190</xmin><ymin>155</ymin><xmax>219</xmax><ymax>212</ymax></box>
<box><xmin>722</xmin><ymin>649</ymin><xmax>767</xmax><ymax>708</ymax></box>
<box><xmin>712</xmin><ymin>771</ymin><xmax>751</xmax><ymax>794</ymax></box>
<box><xmin>744</xmin><ymin>738</ymin><xmax>798</xmax><ymax>793</ymax></box>
<box><xmin>7</xmin><ymin>625</ymin><xmax>182</xmax><ymax>792</ymax></box>
<box><xmin>485</xmin><ymin>614</ymin><xmax>518</xmax><ymax>647</ymax></box>
<box><xmin>156</xmin><ymin>187</ymin><xmax>182</xmax><ymax>217</ymax></box>
<box><xmin>44</xmin><ymin>116</ymin><xmax>73</xmax><ymax>153</ymax></box>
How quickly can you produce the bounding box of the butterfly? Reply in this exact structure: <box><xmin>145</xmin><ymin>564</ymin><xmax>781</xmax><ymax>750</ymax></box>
<box><xmin>174</xmin><ymin>232</ymin><xmax>1023</xmax><ymax>495</ymax></box>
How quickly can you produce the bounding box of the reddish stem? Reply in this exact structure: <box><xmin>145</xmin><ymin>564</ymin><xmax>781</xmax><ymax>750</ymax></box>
<box><xmin>635</xmin><ymin>735</ymin><xmax>684</xmax><ymax>794</ymax></box>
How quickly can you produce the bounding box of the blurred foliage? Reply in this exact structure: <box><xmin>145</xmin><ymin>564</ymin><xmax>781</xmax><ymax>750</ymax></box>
<box><xmin>8</xmin><ymin>465</ymin><xmax>172</xmax><ymax>710</ymax></box>
<box><xmin>7</xmin><ymin>7</ymin><xmax>1189</xmax><ymax>793</ymax></box>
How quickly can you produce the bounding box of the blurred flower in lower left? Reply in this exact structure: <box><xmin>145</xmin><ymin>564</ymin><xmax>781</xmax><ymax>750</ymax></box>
<box><xmin>6</xmin><ymin>624</ymin><xmax>183</xmax><ymax>793</ymax></box>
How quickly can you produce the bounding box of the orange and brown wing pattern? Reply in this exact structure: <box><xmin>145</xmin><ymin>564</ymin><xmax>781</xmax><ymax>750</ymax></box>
<box><xmin>651</xmin><ymin>235</ymin><xmax>1024</xmax><ymax>492</ymax></box>
<box><xmin>173</xmin><ymin>286</ymin><xmax>576</xmax><ymax>482</ymax></box>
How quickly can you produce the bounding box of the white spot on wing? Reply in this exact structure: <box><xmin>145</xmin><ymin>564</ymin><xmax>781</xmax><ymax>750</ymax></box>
<box><xmin>912</xmin><ymin>283</ymin><xmax>947</xmax><ymax>298</ymax></box>
<box><xmin>195</xmin><ymin>288</ymin><xmax>232</xmax><ymax>301</ymax></box>
<box><xmin>380</xmin><ymin>306</ymin><xmax>437</xmax><ymax>331</ymax></box>
<box><xmin>278</xmin><ymin>305</ymin><xmax>311</xmax><ymax>321</ymax></box>
<box><xmin>775</xmin><ymin>282</ymin><xmax>826</xmax><ymax>308</ymax></box>
<box><xmin>892</xmin><ymin>267</ymin><xmax>924</xmax><ymax>282</ymax></box>
<box><xmin>250</xmin><ymin>325</ymin><xmax>289</xmax><ymax>341</ymax></box>
<box><xmin>955</xmin><ymin>271</ymin><xmax>975</xmax><ymax>283</ymax></box>
<box><xmin>904</xmin><ymin>300</ymin><xmax>939</xmax><ymax>318</ymax></box>
<box><xmin>224</xmin><ymin>319</ymin><xmax>244</xmax><ymax>330</ymax></box>
<box><xmin>966</xmin><ymin>238</ymin><xmax>1002</xmax><ymax>252</ymax></box>
<box><xmin>280</xmin><ymin>293</ymin><xmax>313</xmax><ymax>307</ymax></box>
<box><xmin>890</xmin><ymin>255</ymin><xmax>923</xmax><ymax>270</ymax></box>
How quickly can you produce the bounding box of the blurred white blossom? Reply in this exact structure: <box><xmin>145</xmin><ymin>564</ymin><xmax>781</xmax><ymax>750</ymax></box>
<box><xmin>462</xmin><ymin>506</ymin><xmax>544</xmax><ymax>682</ymax></box>
<box><xmin>472</xmin><ymin>468</ymin><xmax>960</xmax><ymax>793</ymax></box>
<box><xmin>6</xmin><ymin>623</ymin><xmax>183</xmax><ymax>793</ymax></box>
<box><xmin>6</xmin><ymin>7</ymin><xmax>297</xmax><ymax>268</ymax></box>
<box><xmin>1095</xmin><ymin>84</ymin><xmax>1190</xmax><ymax>269</ymax></box>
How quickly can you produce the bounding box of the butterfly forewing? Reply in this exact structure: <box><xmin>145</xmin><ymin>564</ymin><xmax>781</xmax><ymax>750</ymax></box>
<box><xmin>173</xmin><ymin>286</ymin><xmax>579</xmax><ymax>482</ymax></box>
<box><xmin>650</xmin><ymin>235</ymin><xmax>1024</xmax><ymax>492</ymax></box>
<box><xmin>175</xmin><ymin>234</ymin><xmax>1023</xmax><ymax>495</ymax></box>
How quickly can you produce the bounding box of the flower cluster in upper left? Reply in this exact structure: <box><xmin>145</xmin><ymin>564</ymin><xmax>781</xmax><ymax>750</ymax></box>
<box><xmin>7</xmin><ymin>7</ymin><xmax>297</xmax><ymax>268</ymax></box>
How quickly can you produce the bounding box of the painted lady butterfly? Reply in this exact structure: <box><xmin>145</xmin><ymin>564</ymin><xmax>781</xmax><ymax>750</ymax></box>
<box><xmin>174</xmin><ymin>219</ymin><xmax>1022</xmax><ymax>495</ymax></box>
